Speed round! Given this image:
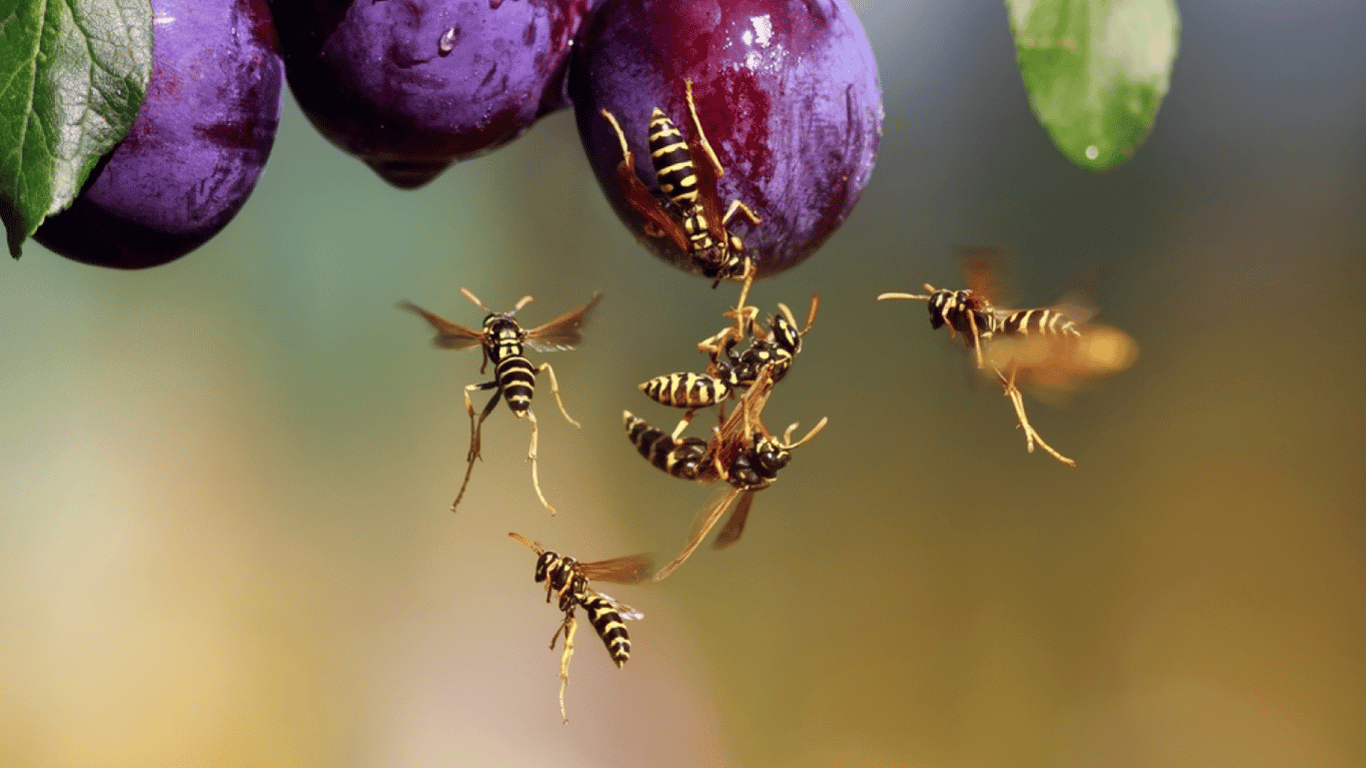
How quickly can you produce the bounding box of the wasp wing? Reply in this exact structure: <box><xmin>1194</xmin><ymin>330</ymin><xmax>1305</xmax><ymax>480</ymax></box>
<box><xmin>584</xmin><ymin>589</ymin><xmax>644</xmax><ymax>622</ymax></box>
<box><xmin>400</xmin><ymin>301</ymin><xmax>486</xmax><ymax>351</ymax></box>
<box><xmin>984</xmin><ymin>323</ymin><xmax>1137</xmax><ymax>399</ymax></box>
<box><xmin>577</xmin><ymin>552</ymin><xmax>655</xmax><ymax>584</ymax></box>
<box><xmin>690</xmin><ymin>131</ymin><xmax>731</xmax><ymax>249</ymax></box>
<box><xmin>615</xmin><ymin>150</ymin><xmax>692</xmax><ymax>254</ymax></box>
<box><xmin>712</xmin><ymin>489</ymin><xmax>755</xmax><ymax>550</ymax></box>
<box><xmin>958</xmin><ymin>244</ymin><xmax>1020</xmax><ymax>309</ymax></box>
<box><xmin>524</xmin><ymin>292</ymin><xmax>603</xmax><ymax>352</ymax></box>
<box><xmin>654</xmin><ymin>487</ymin><xmax>743</xmax><ymax>581</ymax></box>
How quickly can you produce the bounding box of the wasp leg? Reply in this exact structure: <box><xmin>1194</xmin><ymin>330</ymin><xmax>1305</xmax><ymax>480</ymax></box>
<box><xmin>535</xmin><ymin>362</ymin><xmax>579</xmax><ymax>429</ymax></box>
<box><xmin>726</xmin><ymin>259</ymin><xmax>759</xmax><ymax>341</ymax></box>
<box><xmin>551</xmin><ymin>610</ymin><xmax>578</xmax><ymax>724</ymax></box>
<box><xmin>669</xmin><ymin>412</ymin><xmax>698</xmax><ymax>440</ymax></box>
<box><xmin>523</xmin><ymin>408</ymin><xmax>556</xmax><ymax>515</ymax></box>
<box><xmin>684</xmin><ymin>79</ymin><xmax>725</xmax><ymax>179</ymax></box>
<box><xmin>452</xmin><ymin>381</ymin><xmax>501</xmax><ymax>512</ymax></box>
<box><xmin>966</xmin><ymin>305</ymin><xmax>986</xmax><ymax>371</ymax></box>
<box><xmin>721</xmin><ymin>199</ymin><xmax>761</xmax><ymax>228</ymax></box>
<box><xmin>997</xmin><ymin>367</ymin><xmax>1076</xmax><ymax>467</ymax></box>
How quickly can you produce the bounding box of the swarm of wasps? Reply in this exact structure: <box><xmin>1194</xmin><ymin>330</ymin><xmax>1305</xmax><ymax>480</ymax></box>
<box><xmin>398</xmin><ymin>81</ymin><xmax>1136</xmax><ymax>722</ymax></box>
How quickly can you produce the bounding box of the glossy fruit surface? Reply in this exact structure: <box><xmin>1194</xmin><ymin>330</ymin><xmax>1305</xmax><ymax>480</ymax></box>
<box><xmin>273</xmin><ymin>0</ymin><xmax>595</xmax><ymax>189</ymax></box>
<box><xmin>34</xmin><ymin>0</ymin><xmax>284</xmax><ymax>270</ymax></box>
<box><xmin>570</xmin><ymin>0</ymin><xmax>882</xmax><ymax>279</ymax></box>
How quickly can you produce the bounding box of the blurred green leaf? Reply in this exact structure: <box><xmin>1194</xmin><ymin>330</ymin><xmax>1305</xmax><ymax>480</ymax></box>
<box><xmin>0</xmin><ymin>0</ymin><xmax>152</xmax><ymax>258</ymax></box>
<box><xmin>1007</xmin><ymin>0</ymin><xmax>1180</xmax><ymax>171</ymax></box>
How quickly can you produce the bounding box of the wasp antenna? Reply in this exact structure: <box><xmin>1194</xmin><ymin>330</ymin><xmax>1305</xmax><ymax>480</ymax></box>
<box><xmin>877</xmin><ymin>291</ymin><xmax>932</xmax><ymax>302</ymax></box>
<box><xmin>512</xmin><ymin>295</ymin><xmax>535</xmax><ymax>313</ymax></box>
<box><xmin>460</xmin><ymin>287</ymin><xmax>491</xmax><ymax>313</ymax></box>
<box><xmin>802</xmin><ymin>295</ymin><xmax>819</xmax><ymax>335</ymax></box>
<box><xmin>508</xmin><ymin>532</ymin><xmax>542</xmax><ymax>553</ymax></box>
<box><xmin>787</xmin><ymin>416</ymin><xmax>829</xmax><ymax>448</ymax></box>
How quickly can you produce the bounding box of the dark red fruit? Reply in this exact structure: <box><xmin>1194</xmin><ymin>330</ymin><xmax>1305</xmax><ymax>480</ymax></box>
<box><xmin>272</xmin><ymin>0</ymin><xmax>596</xmax><ymax>189</ymax></box>
<box><xmin>34</xmin><ymin>0</ymin><xmax>284</xmax><ymax>270</ymax></box>
<box><xmin>570</xmin><ymin>0</ymin><xmax>882</xmax><ymax>279</ymax></box>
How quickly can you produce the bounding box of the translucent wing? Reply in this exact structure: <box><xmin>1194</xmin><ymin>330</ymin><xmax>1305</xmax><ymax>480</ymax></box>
<box><xmin>696</xmin><ymin>366</ymin><xmax>775</xmax><ymax>485</ymax></box>
<box><xmin>655</xmin><ymin>487</ymin><xmax>744</xmax><ymax>581</ymax></box>
<box><xmin>984</xmin><ymin>323</ymin><xmax>1137</xmax><ymax>396</ymax></box>
<box><xmin>585</xmin><ymin>589</ymin><xmax>644</xmax><ymax>622</ymax></box>
<box><xmin>957</xmin><ymin>245</ymin><xmax>1019</xmax><ymax>309</ymax></box>
<box><xmin>576</xmin><ymin>552</ymin><xmax>655</xmax><ymax>584</ymax></box>
<box><xmin>524</xmin><ymin>292</ymin><xmax>603</xmax><ymax>352</ymax></box>
<box><xmin>712</xmin><ymin>489</ymin><xmax>755</xmax><ymax>550</ymax></box>
<box><xmin>400</xmin><ymin>301</ymin><xmax>486</xmax><ymax>351</ymax></box>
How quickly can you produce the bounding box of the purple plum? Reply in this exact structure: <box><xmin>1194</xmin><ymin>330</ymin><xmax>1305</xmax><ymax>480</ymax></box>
<box><xmin>272</xmin><ymin>0</ymin><xmax>597</xmax><ymax>189</ymax></box>
<box><xmin>34</xmin><ymin>0</ymin><xmax>284</xmax><ymax>270</ymax></box>
<box><xmin>570</xmin><ymin>0</ymin><xmax>883</xmax><ymax>280</ymax></box>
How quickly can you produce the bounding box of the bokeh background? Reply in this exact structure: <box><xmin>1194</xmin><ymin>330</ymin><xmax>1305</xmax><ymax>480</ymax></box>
<box><xmin>3</xmin><ymin>1</ymin><xmax>1365</xmax><ymax>766</ymax></box>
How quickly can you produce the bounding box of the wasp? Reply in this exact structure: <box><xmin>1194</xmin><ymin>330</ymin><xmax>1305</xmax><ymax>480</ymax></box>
<box><xmin>640</xmin><ymin>297</ymin><xmax>819</xmax><ymax>436</ymax></box>
<box><xmin>644</xmin><ymin>368</ymin><xmax>828</xmax><ymax>581</ymax></box>
<box><xmin>600</xmin><ymin>79</ymin><xmax>763</xmax><ymax>322</ymax></box>
<box><xmin>508</xmin><ymin>532</ymin><xmax>651</xmax><ymax>722</ymax></box>
<box><xmin>401</xmin><ymin>288</ymin><xmax>601</xmax><ymax>513</ymax></box>
<box><xmin>623</xmin><ymin>410</ymin><xmax>711</xmax><ymax>480</ymax></box>
<box><xmin>879</xmin><ymin>248</ymin><xmax>1136</xmax><ymax>466</ymax></box>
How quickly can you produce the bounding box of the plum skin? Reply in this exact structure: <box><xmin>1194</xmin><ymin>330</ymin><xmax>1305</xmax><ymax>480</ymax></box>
<box><xmin>272</xmin><ymin>0</ymin><xmax>596</xmax><ymax>189</ymax></box>
<box><xmin>570</xmin><ymin>0</ymin><xmax>883</xmax><ymax>280</ymax></box>
<box><xmin>33</xmin><ymin>0</ymin><xmax>284</xmax><ymax>270</ymax></box>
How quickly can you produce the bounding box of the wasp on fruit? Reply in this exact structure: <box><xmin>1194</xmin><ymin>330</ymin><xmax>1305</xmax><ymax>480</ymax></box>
<box><xmin>600</xmin><ymin>79</ymin><xmax>762</xmax><ymax>326</ymax></box>
<box><xmin>508</xmin><ymin>533</ymin><xmax>651</xmax><ymax>722</ymax></box>
<box><xmin>402</xmin><ymin>288</ymin><xmax>601</xmax><ymax>513</ymax></box>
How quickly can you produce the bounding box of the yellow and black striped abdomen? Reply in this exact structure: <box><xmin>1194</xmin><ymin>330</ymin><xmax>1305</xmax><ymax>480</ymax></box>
<box><xmin>496</xmin><ymin>355</ymin><xmax>537</xmax><ymax>414</ymax></box>
<box><xmin>639</xmin><ymin>372</ymin><xmax>731</xmax><ymax>409</ymax></box>
<box><xmin>996</xmin><ymin>309</ymin><xmax>1081</xmax><ymax>339</ymax></box>
<box><xmin>624</xmin><ymin>411</ymin><xmax>707</xmax><ymax>480</ymax></box>
<box><xmin>648</xmin><ymin>108</ymin><xmax>698</xmax><ymax>208</ymax></box>
<box><xmin>581</xmin><ymin>594</ymin><xmax>632</xmax><ymax>667</ymax></box>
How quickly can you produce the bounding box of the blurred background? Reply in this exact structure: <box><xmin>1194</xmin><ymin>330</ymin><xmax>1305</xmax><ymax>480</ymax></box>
<box><xmin>3</xmin><ymin>1</ymin><xmax>1365</xmax><ymax>766</ymax></box>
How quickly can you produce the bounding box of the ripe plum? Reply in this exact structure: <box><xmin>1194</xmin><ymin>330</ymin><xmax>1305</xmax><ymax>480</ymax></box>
<box><xmin>273</xmin><ymin>0</ymin><xmax>596</xmax><ymax>189</ymax></box>
<box><xmin>570</xmin><ymin>0</ymin><xmax>883</xmax><ymax>279</ymax></box>
<box><xmin>34</xmin><ymin>0</ymin><xmax>284</xmax><ymax>270</ymax></box>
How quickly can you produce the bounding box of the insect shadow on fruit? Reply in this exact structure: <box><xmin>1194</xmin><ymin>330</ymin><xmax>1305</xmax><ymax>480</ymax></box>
<box><xmin>401</xmin><ymin>288</ymin><xmax>601</xmax><ymax>514</ymax></box>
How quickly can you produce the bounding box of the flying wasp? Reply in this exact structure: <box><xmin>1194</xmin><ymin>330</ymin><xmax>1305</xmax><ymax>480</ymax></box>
<box><xmin>647</xmin><ymin>368</ymin><xmax>828</xmax><ymax>581</ymax></box>
<box><xmin>401</xmin><ymin>288</ymin><xmax>601</xmax><ymax>513</ymax></box>
<box><xmin>508</xmin><ymin>532</ymin><xmax>651</xmax><ymax>722</ymax></box>
<box><xmin>879</xmin><ymin>248</ymin><xmax>1135</xmax><ymax>466</ymax></box>
<box><xmin>640</xmin><ymin>297</ymin><xmax>819</xmax><ymax>436</ymax></box>
<box><xmin>600</xmin><ymin>79</ymin><xmax>763</xmax><ymax>322</ymax></box>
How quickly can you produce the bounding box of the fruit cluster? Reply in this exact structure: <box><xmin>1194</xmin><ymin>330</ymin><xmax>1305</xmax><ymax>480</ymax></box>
<box><xmin>32</xmin><ymin>0</ymin><xmax>882</xmax><ymax>281</ymax></box>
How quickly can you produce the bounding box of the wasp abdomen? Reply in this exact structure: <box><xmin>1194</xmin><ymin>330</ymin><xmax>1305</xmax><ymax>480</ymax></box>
<box><xmin>647</xmin><ymin>109</ymin><xmax>697</xmax><ymax>207</ymax></box>
<box><xmin>639</xmin><ymin>372</ymin><xmax>731</xmax><ymax>408</ymax></box>
<box><xmin>624</xmin><ymin>411</ymin><xmax>707</xmax><ymax>480</ymax></box>
<box><xmin>496</xmin><ymin>355</ymin><xmax>537</xmax><ymax>413</ymax></box>
<box><xmin>581</xmin><ymin>594</ymin><xmax>632</xmax><ymax>667</ymax></box>
<box><xmin>997</xmin><ymin>309</ymin><xmax>1081</xmax><ymax>338</ymax></box>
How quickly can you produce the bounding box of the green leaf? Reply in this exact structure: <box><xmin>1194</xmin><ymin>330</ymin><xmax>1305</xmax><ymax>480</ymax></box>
<box><xmin>0</xmin><ymin>0</ymin><xmax>153</xmax><ymax>258</ymax></box>
<box><xmin>1007</xmin><ymin>0</ymin><xmax>1180</xmax><ymax>171</ymax></box>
